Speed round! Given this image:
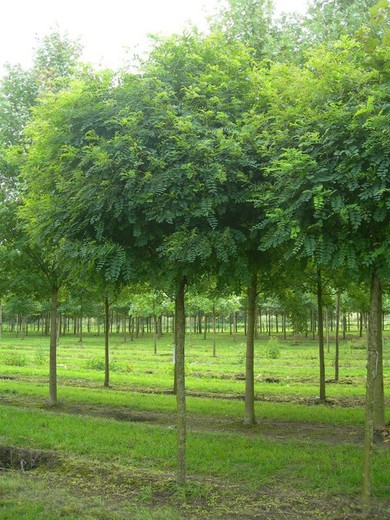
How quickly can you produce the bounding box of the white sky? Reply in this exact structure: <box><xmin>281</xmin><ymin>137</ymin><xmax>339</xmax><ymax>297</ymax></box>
<box><xmin>0</xmin><ymin>0</ymin><xmax>308</xmax><ymax>74</ymax></box>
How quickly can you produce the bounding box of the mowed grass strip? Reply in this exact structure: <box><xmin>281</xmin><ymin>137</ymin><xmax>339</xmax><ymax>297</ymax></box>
<box><xmin>1</xmin><ymin>331</ymin><xmax>388</xmax><ymax>405</ymax></box>
<box><xmin>0</xmin><ymin>377</ymin><xmax>379</xmax><ymax>426</ymax></box>
<box><xmin>0</xmin><ymin>404</ymin><xmax>389</xmax><ymax>498</ymax></box>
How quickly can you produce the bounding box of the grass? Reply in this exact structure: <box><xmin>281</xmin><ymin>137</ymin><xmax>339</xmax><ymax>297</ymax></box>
<box><xmin>0</xmin><ymin>330</ymin><xmax>389</xmax><ymax>518</ymax></box>
<box><xmin>0</xmin><ymin>403</ymin><xmax>388</xmax><ymax>497</ymax></box>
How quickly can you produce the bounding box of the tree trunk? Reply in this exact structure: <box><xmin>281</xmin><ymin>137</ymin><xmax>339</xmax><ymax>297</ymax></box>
<box><xmin>79</xmin><ymin>311</ymin><xmax>83</xmax><ymax>343</ymax></box>
<box><xmin>244</xmin><ymin>274</ymin><xmax>257</xmax><ymax>426</ymax></box>
<box><xmin>325</xmin><ymin>307</ymin><xmax>330</xmax><ymax>354</ymax></box>
<box><xmin>212</xmin><ymin>304</ymin><xmax>217</xmax><ymax>357</ymax></box>
<box><xmin>373</xmin><ymin>285</ymin><xmax>385</xmax><ymax>431</ymax></box>
<box><xmin>153</xmin><ymin>315</ymin><xmax>158</xmax><ymax>355</ymax></box>
<box><xmin>49</xmin><ymin>285</ymin><xmax>59</xmax><ymax>406</ymax></box>
<box><xmin>175</xmin><ymin>276</ymin><xmax>187</xmax><ymax>484</ymax></box>
<box><xmin>362</xmin><ymin>270</ymin><xmax>382</xmax><ymax>509</ymax></box>
<box><xmin>335</xmin><ymin>292</ymin><xmax>340</xmax><ymax>382</ymax></box>
<box><xmin>317</xmin><ymin>270</ymin><xmax>326</xmax><ymax>402</ymax></box>
<box><xmin>342</xmin><ymin>312</ymin><xmax>347</xmax><ymax>339</ymax></box>
<box><xmin>104</xmin><ymin>296</ymin><xmax>110</xmax><ymax>388</ymax></box>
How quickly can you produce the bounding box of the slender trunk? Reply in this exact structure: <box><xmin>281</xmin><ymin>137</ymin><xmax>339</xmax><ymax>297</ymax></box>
<box><xmin>49</xmin><ymin>285</ymin><xmax>59</xmax><ymax>406</ymax></box>
<box><xmin>21</xmin><ymin>316</ymin><xmax>26</xmax><ymax>340</ymax></box>
<box><xmin>244</xmin><ymin>274</ymin><xmax>257</xmax><ymax>426</ymax></box>
<box><xmin>173</xmin><ymin>324</ymin><xmax>177</xmax><ymax>395</ymax></box>
<box><xmin>104</xmin><ymin>296</ymin><xmax>110</xmax><ymax>388</ymax></box>
<box><xmin>317</xmin><ymin>270</ymin><xmax>326</xmax><ymax>402</ymax></box>
<box><xmin>153</xmin><ymin>315</ymin><xmax>158</xmax><ymax>355</ymax></box>
<box><xmin>212</xmin><ymin>305</ymin><xmax>216</xmax><ymax>357</ymax></box>
<box><xmin>373</xmin><ymin>286</ymin><xmax>385</xmax><ymax>431</ymax></box>
<box><xmin>175</xmin><ymin>276</ymin><xmax>187</xmax><ymax>484</ymax></box>
<box><xmin>189</xmin><ymin>315</ymin><xmax>193</xmax><ymax>347</ymax></box>
<box><xmin>268</xmin><ymin>312</ymin><xmax>271</xmax><ymax>336</ymax></box>
<box><xmin>0</xmin><ymin>301</ymin><xmax>2</xmax><ymax>339</ymax></box>
<box><xmin>259</xmin><ymin>309</ymin><xmax>262</xmax><ymax>333</ymax></box>
<box><xmin>362</xmin><ymin>270</ymin><xmax>382</xmax><ymax>509</ymax></box>
<box><xmin>325</xmin><ymin>307</ymin><xmax>330</xmax><ymax>354</ymax></box>
<box><xmin>335</xmin><ymin>292</ymin><xmax>340</xmax><ymax>382</ymax></box>
<box><xmin>342</xmin><ymin>312</ymin><xmax>347</xmax><ymax>340</ymax></box>
<box><xmin>79</xmin><ymin>312</ymin><xmax>83</xmax><ymax>343</ymax></box>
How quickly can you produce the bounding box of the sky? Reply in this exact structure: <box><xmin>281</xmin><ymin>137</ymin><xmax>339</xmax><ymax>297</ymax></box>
<box><xmin>0</xmin><ymin>0</ymin><xmax>308</xmax><ymax>74</ymax></box>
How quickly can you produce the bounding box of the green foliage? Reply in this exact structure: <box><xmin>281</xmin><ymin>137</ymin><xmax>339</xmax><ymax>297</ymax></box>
<box><xmin>265</xmin><ymin>336</ymin><xmax>281</xmax><ymax>359</ymax></box>
<box><xmin>2</xmin><ymin>352</ymin><xmax>27</xmax><ymax>367</ymax></box>
<box><xmin>84</xmin><ymin>358</ymin><xmax>123</xmax><ymax>372</ymax></box>
<box><xmin>34</xmin><ymin>346</ymin><xmax>47</xmax><ymax>366</ymax></box>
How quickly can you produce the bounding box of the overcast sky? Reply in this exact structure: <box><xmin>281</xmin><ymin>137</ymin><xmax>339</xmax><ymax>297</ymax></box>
<box><xmin>0</xmin><ymin>0</ymin><xmax>308</xmax><ymax>73</ymax></box>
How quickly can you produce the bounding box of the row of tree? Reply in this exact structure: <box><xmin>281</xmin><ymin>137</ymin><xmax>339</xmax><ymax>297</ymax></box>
<box><xmin>4</xmin><ymin>287</ymin><xmax>389</xmax><ymax>338</ymax></box>
<box><xmin>0</xmin><ymin>0</ymin><xmax>389</xmax><ymax>504</ymax></box>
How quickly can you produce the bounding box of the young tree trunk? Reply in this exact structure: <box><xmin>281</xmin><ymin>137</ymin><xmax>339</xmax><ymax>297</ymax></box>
<box><xmin>173</xmin><ymin>323</ymin><xmax>177</xmax><ymax>395</ymax></box>
<box><xmin>362</xmin><ymin>269</ymin><xmax>382</xmax><ymax>509</ymax></box>
<box><xmin>153</xmin><ymin>315</ymin><xmax>158</xmax><ymax>355</ymax></box>
<box><xmin>373</xmin><ymin>284</ymin><xmax>385</xmax><ymax>431</ymax></box>
<box><xmin>325</xmin><ymin>307</ymin><xmax>330</xmax><ymax>354</ymax></box>
<box><xmin>212</xmin><ymin>304</ymin><xmax>217</xmax><ymax>357</ymax></box>
<box><xmin>335</xmin><ymin>292</ymin><xmax>340</xmax><ymax>382</ymax></box>
<box><xmin>268</xmin><ymin>312</ymin><xmax>271</xmax><ymax>336</ymax></box>
<box><xmin>175</xmin><ymin>276</ymin><xmax>187</xmax><ymax>484</ymax></box>
<box><xmin>244</xmin><ymin>274</ymin><xmax>257</xmax><ymax>426</ymax></box>
<box><xmin>79</xmin><ymin>311</ymin><xmax>83</xmax><ymax>343</ymax></box>
<box><xmin>49</xmin><ymin>285</ymin><xmax>59</xmax><ymax>406</ymax></box>
<box><xmin>342</xmin><ymin>312</ymin><xmax>347</xmax><ymax>340</ymax></box>
<box><xmin>317</xmin><ymin>270</ymin><xmax>326</xmax><ymax>402</ymax></box>
<box><xmin>189</xmin><ymin>315</ymin><xmax>193</xmax><ymax>347</ymax></box>
<box><xmin>104</xmin><ymin>296</ymin><xmax>110</xmax><ymax>388</ymax></box>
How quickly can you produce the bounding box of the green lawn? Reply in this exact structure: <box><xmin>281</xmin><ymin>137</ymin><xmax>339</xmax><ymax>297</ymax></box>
<box><xmin>0</xmin><ymin>330</ymin><xmax>389</xmax><ymax>519</ymax></box>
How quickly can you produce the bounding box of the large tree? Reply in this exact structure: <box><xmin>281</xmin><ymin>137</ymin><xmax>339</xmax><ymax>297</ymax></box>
<box><xmin>258</xmin><ymin>11</ymin><xmax>389</xmax><ymax>505</ymax></box>
<box><xmin>21</xmin><ymin>31</ymin><xmax>262</xmax><ymax>481</ymax></box>
<box><xmin>0</xmin><ymin>31</ymin><xmax>85</xmax><ymax>405</ymax></box>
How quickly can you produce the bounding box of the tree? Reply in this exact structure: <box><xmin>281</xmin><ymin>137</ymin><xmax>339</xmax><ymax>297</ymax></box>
<box><xmin>1</xmin><ymin>31</ymin><xmax>85</xmax><ymax>405</ymax></box>
<box><xmin>21</xmin><ymin>29</ymin><xmax>263</xmax><ymax>481</ymax></box>
<box><xmin>257</xmin><ymin>11</ymin><xmax>389</xmax><ymax>504</ymax></box>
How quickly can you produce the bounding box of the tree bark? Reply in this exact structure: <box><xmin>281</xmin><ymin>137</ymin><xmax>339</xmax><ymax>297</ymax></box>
<box><xmin>335</xmin><ymin>292</ymin><xmax>340</xmax><ymax>382</ymax></box>
<box><xmin>362</xmin><ymin>269</ymin><xmax>382</xmax><ymax>509</ymax></box>
<box><xmin>104</xmin><ymin>296</ymin><xmax>110</xmax><ymax>388</ymax></box>
<box><xmin>175</xmin><ymin>276</ymin><xmax>187</xmax><ymax>484</ymax></box>
<box><xmin>244</xmin><ymin>274</ymin><xmax>257</xmax><ymax>425</ymax></box>
<box><xmin>212</xmin><ymin>304</ymin><xmax>217</xmax><ymax>357</ymax></box>
<box><xmin>49</xmin><ymin>285</ymin><xmax>59</xmax><ymax>405</ymax></box>
<box><xmin>373</xmin><ymin>283</ymin><xmax>385</xmax><ymax>431</ymax></box>
<box><xmin>153</xmin><ymin>315</ymin><xmax>158</xmax><ymax>355</ymax></box>
<box><xmin>317</xmin><ymin>270</ymin><xmax>326</xmax><ymax>402</ymax></box>
<box><xmin>325</xmin><ymin>307</ymin><xmax>330</xmax><ymax>354</ymax></box>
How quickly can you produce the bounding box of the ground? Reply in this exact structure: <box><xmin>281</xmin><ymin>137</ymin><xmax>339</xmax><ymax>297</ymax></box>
<box><xmin>0</xmin><ymin>392</ymin><xmax>389</xmax><ymax>519</ymax></box>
